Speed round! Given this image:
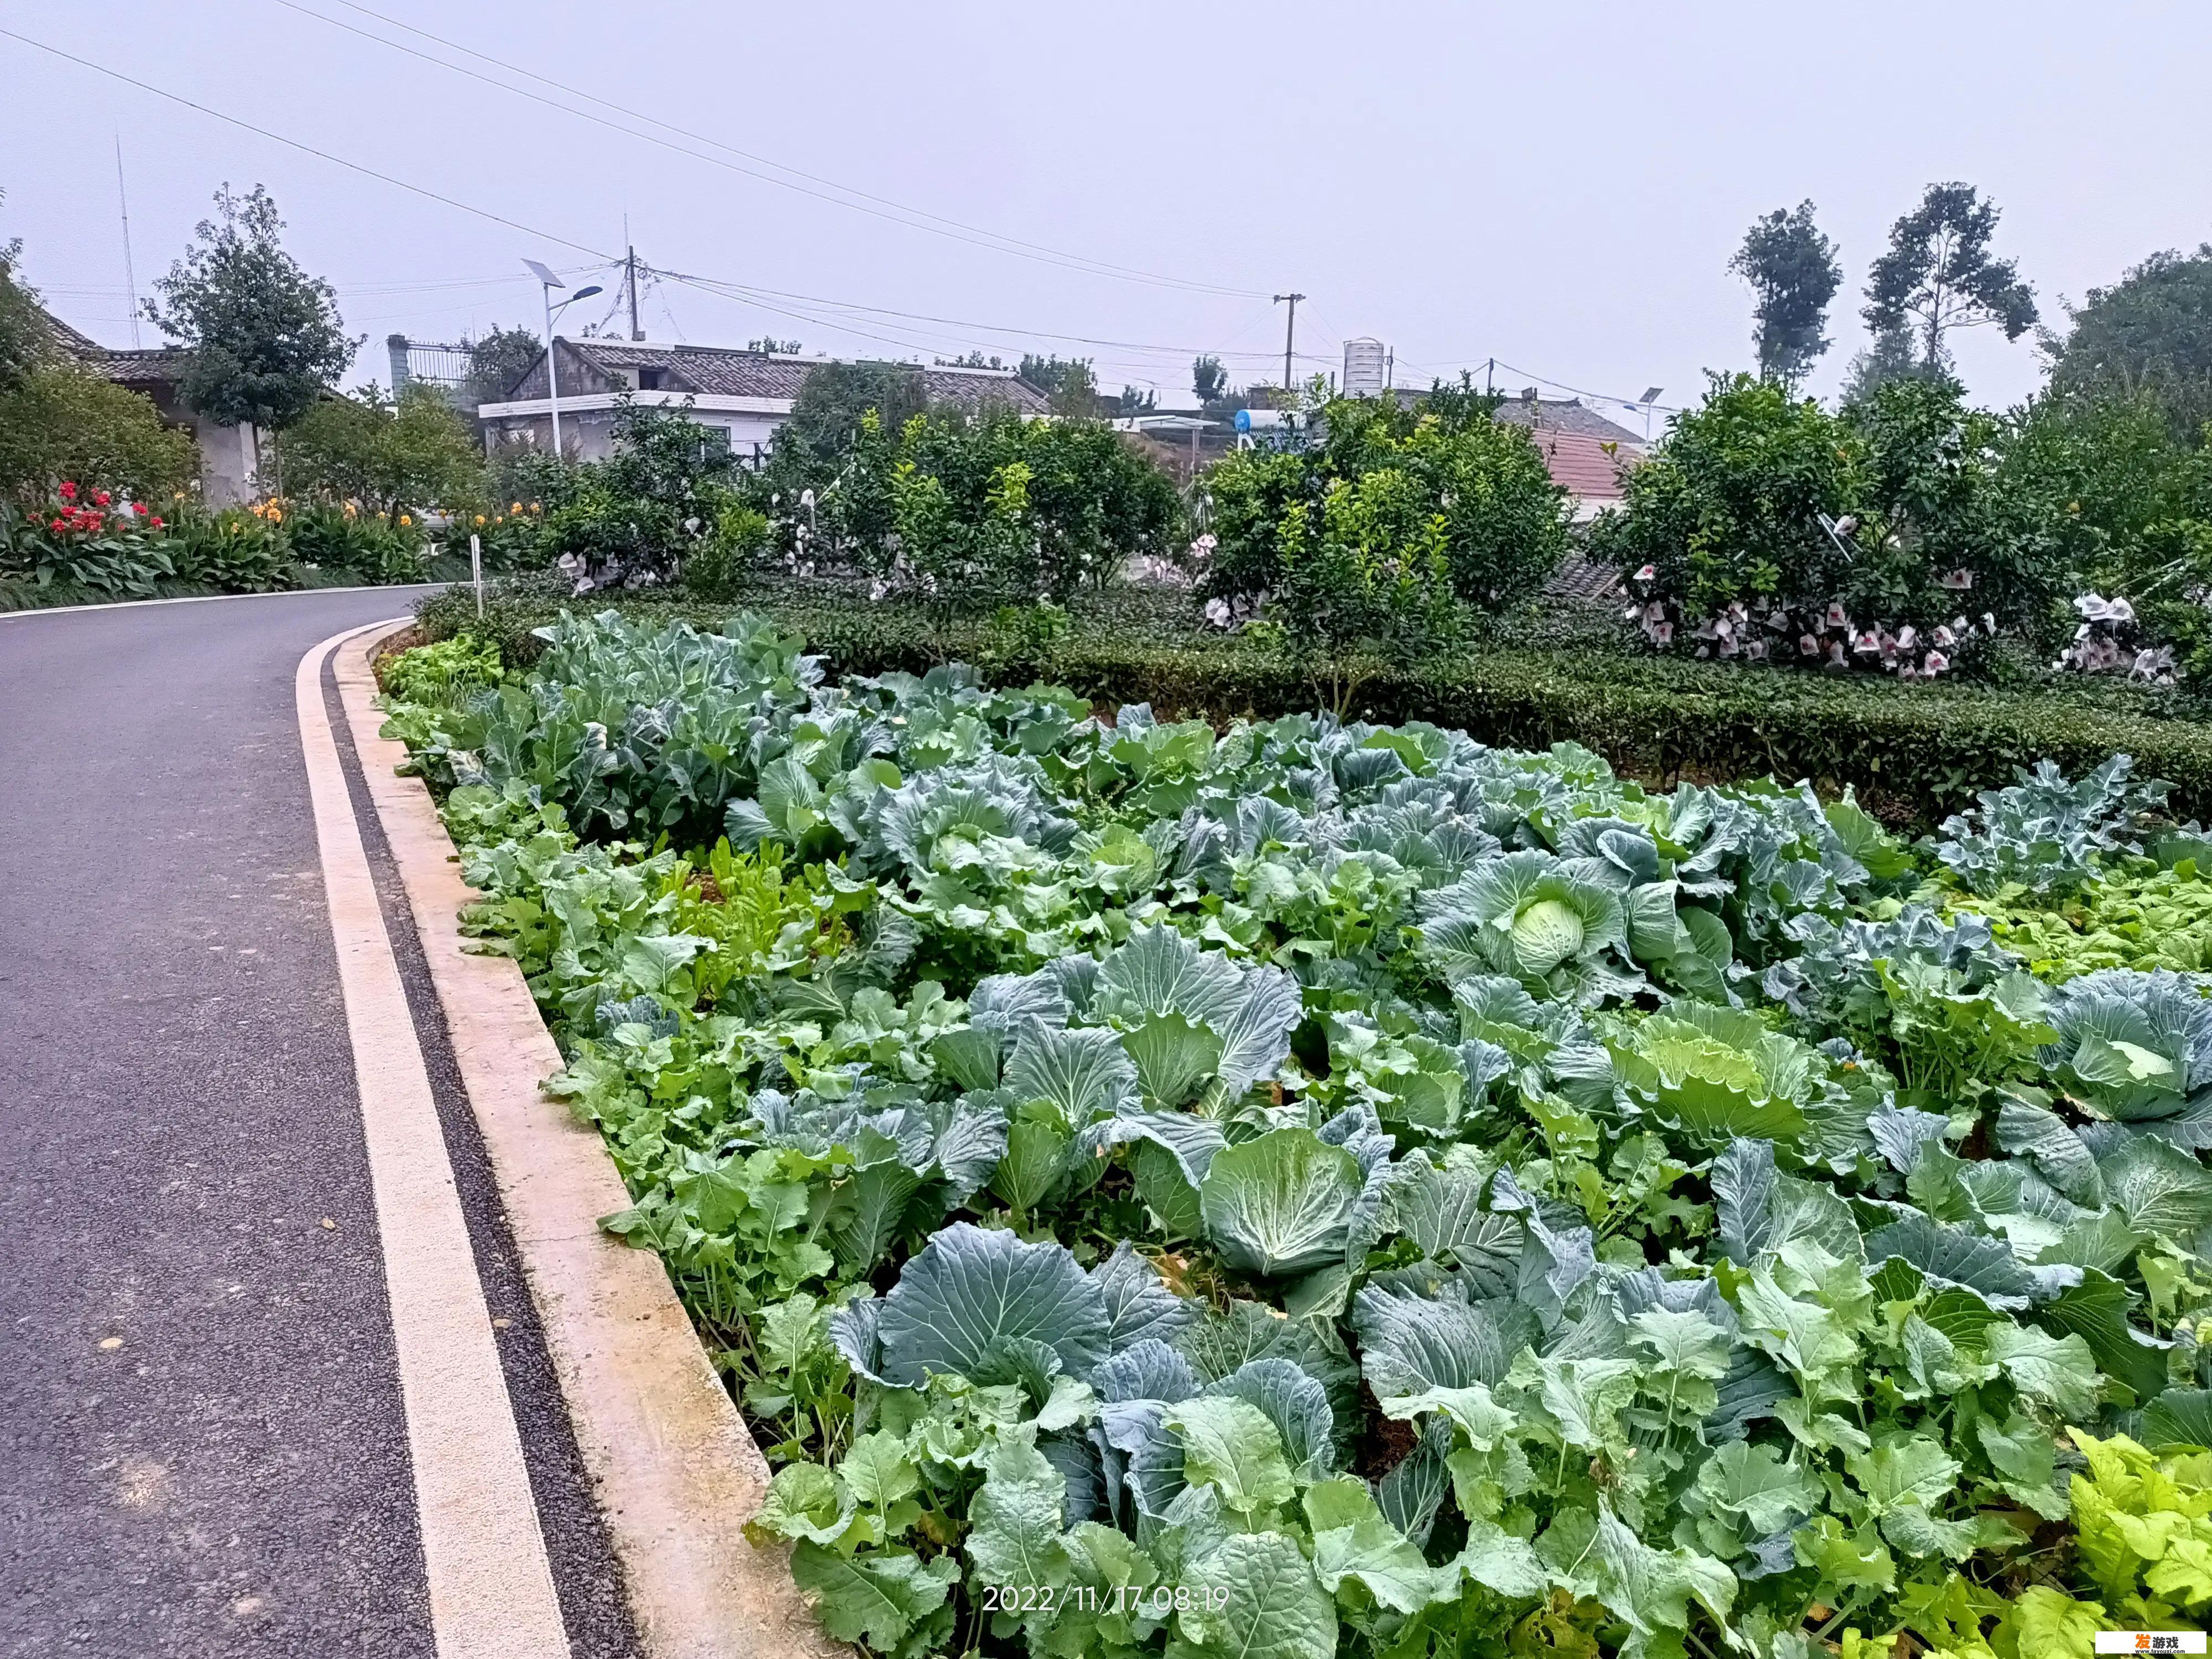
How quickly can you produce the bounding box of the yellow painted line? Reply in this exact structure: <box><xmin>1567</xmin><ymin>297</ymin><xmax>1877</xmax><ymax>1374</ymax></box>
<box><xmin>296</xmin><ymin>622</ymin><xmax>570</xmax><ymax>1659</ymax></box>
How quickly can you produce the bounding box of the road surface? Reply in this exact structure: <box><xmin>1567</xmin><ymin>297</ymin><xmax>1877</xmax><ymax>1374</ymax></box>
<box><xmin>0</xmin><ymin>591</ymin><xmax>637</xmax><ymax>1657</ymax></box>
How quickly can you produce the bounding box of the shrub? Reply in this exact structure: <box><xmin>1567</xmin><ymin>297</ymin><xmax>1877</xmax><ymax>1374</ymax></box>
<box><xmin>858</xmin><ymin>409</ymin><xmax>1183</xmax><ymax>605</ymax></box>
<box><xmin>285</xmin><ymin>499</ymin><xmax>427</xmax><ymax>582</ymax></box>
<box><xmin>413</xmin><ymin>581</ymin><xmax>2212</xmax><ymax>828</ymax></box>
<box><xmin>165</xmin><ymin>503</ymin><xmax>296</xmax><ymax>592</ymax></box>
<box><xmin>1590</xmin><ymin>374</ymin><xmax>1853</xmax><ymax>632</ymax></box>
<box><xmin>1202</xmin><ymin>389</ymin><xmax>1570</xmax><ymax>617</ymax></box>
<box><xmin>2004</xmin><ymin>392</ymin><xmax>2212</xmax><ymax>678</ymax></box>
<box><xmin>0</xmin><ymin>362</ymin><xmax>199</xmax><ymax>504</ymax></box>
<box><xmin>1269</xmin><ymin>471</ymin><xmax>1468</xmax><ymax>713</ymax></box>
<box><xmin>274</xmin><ymin>382</ymin><xmax>486</xmax><ymax>520</ymax></box>
<box><xmin>682</xmin><ymin>502</ymin><xmax>773</xmax><ymax>599</ymax></box>
<box><xmin>1596</xmin><ymin>372</ymin><xmax>2075</xmax><ymax>677</ymax></box>
<box><xmin>542</xmin><ymin>399</ymin><xmax>741</xmax><ymax>588</ymax></box>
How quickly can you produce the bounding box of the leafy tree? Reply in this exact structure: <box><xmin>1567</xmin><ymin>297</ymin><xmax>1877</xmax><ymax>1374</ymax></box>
<box><xmin>866</xmin><ymin>409</ymin><xmax>1182</xmax><ymax>603</ymax></box>
<box><xmin>748</xmin><ymin>337</ymin><xmax>803</xmax><ymax>354</ymax></box>
<box><xmin>1018</xmin><ymin>353</ymin><xmax>1100</xmax><ymax>417</ymax></box>
<box><xmin>0</xmin><ymin>195</ymin><xmax>49</xmax><ymax>396</ymax></box>
<box><xmin>543</xmin><ymin>398</ymin><xmax>741</xmax><ymax>584</ymax></box>
<box><xmin>0</xmin><ymin>362</ymin><xmax>199</xmax><ymax>504</ymax></box>
<box><xmin>1593</xmin><ymin>371</ymin><xmax>2070</xmax><ymax>662</ymax></box>
<box><xmin>1269</xmin><ymin>468</ymin><xmax>1468</xmax><ymax>713</ymax></box>
<box><xmin>939</xmin><ymin>350</ymin><xmax>1005</xmax><ymax>369</ymax></box>
<box><xmin>1729</xmin><ymin>201</ymin><xmax>1842</xmax><ymax>390</ymax></box>
<box><xmin>2046</xmin><ymin>245</ymin><xmax>2212</xmax><ymax>445</ymax></box>
<box><xmin>1193</xmin><ymin>354</ymin><xmax>1227</xmax><ymax>404</ymax></box>
<box><xmin>1591</xmin><ymin>373</ymin><xmax>1859</xmax><ymax>623</ymax></box>
<box><xmin>460</xmin><ymin>326</ymin><xmax>543</xmax><ymax>409</ymax></box>
<box><xmin>1863</xmin><ymin>182</ymin><xmax>2038</xmax><ymax>373</ymax></box>
<box><xmin>275</xmin><ymin>382</ymin><xmax>486</xmax><ymax>518</ymax></box>
<box><xmin>774</xmin><ymin>361</ymin><xmax>932</xmax><ymax>473</ymax></box>
<box><xmin>1840</xmin><ymin>326</ymin><xmax>1926</xmax><ymax>405</ymax></box>
<box><xmin>1203</xmin><ymin>389</ymin><xmax>1568</xmax><ymax>618</ymax></box>
<box><xmin>143</xmin><ymin>184</ymin><xmax>357</xmax><ymax>472</ymax></box>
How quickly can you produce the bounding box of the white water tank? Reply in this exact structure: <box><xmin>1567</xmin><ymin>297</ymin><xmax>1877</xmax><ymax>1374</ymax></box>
<box><xmin>1342</xmin><ymin>337</ymin><xmax>1386</xmax><ymax>398</ymax></box>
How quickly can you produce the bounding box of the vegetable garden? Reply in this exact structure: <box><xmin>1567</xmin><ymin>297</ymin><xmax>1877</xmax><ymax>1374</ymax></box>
<box><xmin>379</xmin><ymin>608</ymin><xmax>2212</xmax><ymax>1659</ymax></box>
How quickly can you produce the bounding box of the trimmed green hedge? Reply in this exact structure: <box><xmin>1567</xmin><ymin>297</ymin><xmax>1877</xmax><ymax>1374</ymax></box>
<box><xmin>411</xmin><ymin>579</ymin><xmax>2212</xmax><ymax>828</ymax></box>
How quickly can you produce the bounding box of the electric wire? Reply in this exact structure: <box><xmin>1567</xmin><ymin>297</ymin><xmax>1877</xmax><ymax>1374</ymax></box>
<box><xmin>270</xmin><ymin>0</ymin><xmax>1265</xmax><ymax>299</ymax></box>
<box><xmin>4</xmin><ymin>24</ymin><xmax>1667</xmax><ymax>414</ymax></box>
<box><xmin>0</xmin><ymin>26</ymin><xmax>614</xmax><ymax>263</ymax></box>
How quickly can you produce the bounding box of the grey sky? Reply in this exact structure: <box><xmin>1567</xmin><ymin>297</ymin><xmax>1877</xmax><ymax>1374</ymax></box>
<box><xmin>6</xmin><ymin>1</ymin><xmax>2210</xmax><ymax>419</ymax></box>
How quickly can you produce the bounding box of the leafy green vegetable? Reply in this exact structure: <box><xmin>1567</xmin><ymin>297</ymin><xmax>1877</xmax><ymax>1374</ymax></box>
<box><xmin>380</xmin><ymin>615</ymin><xmax>2212</xmax><ymax>1659</ymax></box>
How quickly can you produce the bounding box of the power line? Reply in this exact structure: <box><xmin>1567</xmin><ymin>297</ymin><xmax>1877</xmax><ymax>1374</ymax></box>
<box><xmin>269</xmin><ymin>0</ymin><xmax>1265</xmax><ymax>300</ymax></box>
<box><xmin>658</xmin><ymin>268</ymin><xmax>1317</xmax><ymax>363</ymax></box>
<box><xmin>0</xmin><ymin>26</ymin><xmax>614</xmax><ymax>264</ymax></box>
<box><xmin>1395</xmin><ymin>351</ymin><xmax>1680</xmax><ymax>415</ymax></box>
<box><xmin>0</xmin><ymin>33</ymin><xmax>1285</xmax><ymax>382</ymax></box>
<box><xmin>10</xmin><ymin>28</ymin><xmax>1656</xmax><ymax>413</ymax></box>
<box><xmin>36</xmin><ymin>267</ymin><xmax>599</xmax><ymax>300</ymax></box>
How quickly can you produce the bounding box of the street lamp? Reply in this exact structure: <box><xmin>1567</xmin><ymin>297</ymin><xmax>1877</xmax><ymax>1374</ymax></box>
<box><xmin>1638</xmin><ymin>387</ymin><xmax>1663</xmax><ymax>444</ymax></box>
<box><xmin>524</xmin><ymin>260</ymin><xmax>604</xmax><ymax>458</ymax></box>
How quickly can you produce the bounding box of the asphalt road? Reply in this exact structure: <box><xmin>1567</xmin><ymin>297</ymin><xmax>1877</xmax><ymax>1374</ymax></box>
<box><xmin>0</xmin><ymin>591</ymin><xmax>635</xmax><ymax>1657</ymax></box>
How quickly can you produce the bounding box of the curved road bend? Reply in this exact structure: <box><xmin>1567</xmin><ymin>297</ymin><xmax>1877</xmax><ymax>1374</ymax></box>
<box><xmin>0</xmin><ymin>591</ymin><xmax>636</xmax><ymax>1657</ymax></box>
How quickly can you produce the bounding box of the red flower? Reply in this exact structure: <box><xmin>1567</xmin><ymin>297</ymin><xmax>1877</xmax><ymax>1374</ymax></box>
<box><xmin>50</xmin><ymin>517</ymin><xmax>66</xmax><ymax>532</ymax></box>
<box><xmin>92</xmin><ymin>489</ymin><xmax>111</xmax><ymax>508</ymax></box>
<box><xmin>150</xmin><ymin>516</ymin><xmax>164</xmax><ymax>529</ymax></box>
<box><xmin>57</xmin><ymin>482</ymin><xmax>76</xmax><ymax>500</ymax></box>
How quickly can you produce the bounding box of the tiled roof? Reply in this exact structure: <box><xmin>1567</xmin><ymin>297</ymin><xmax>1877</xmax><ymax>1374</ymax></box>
<box><xmin>97</xmin><ymin>346</ymin><xmax>196</xmax><ymax>385</ymax></box>
<box><xmin>538</xmin><ymin>341</ymin><xmax>1051</xmax><ymax>415</ymax></box>
<box><xmin>33</xmin><ymin>304</ymin><xmax>103</xmax><ymax>357</ymax></box>
<box><xmin>1493</xmin><ymin>397</ymin><xmax>1645</xmax><ymax>446</ymax></box>
<box><xmin>1527</xmin><ymin>427</ymin><xmax>1634</xmax><ymax>501</ymax></box>
<box><xmin>1542</xmin><ymin>554</ymin><xmax>1625</xmax><ymax>601</ymax></box>
<box><xmin>1391</xmin><ymin>388</ymin><xmax>1644</xmax><ymax>446</ymax></box>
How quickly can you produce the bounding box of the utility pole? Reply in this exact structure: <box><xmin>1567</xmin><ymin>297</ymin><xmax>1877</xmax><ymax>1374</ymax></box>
<box><xmin>626</xmin><ymin>247</ymin><xmax>643</xmax><ymax>341</ymax></box>
<box><xmin>1273</xmin><ymin>292</ymin><xmax>1303</xmax><ymax>406</ymax></box>
<box><xmin>1485</xmin><ymin>357</ymin><xmax>1495</xmax><ymax>397</ymax></box>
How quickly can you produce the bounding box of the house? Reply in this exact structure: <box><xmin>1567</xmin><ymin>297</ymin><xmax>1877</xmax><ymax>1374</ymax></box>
<box><xmin>474</xmin><ymin>340</ymin><xmax>1052</xmax><ymax>464</ymax></box>
<box><xmin>35</xmin><ymin>305</ymin><xmax>260</xmax><ymax>503</ymax></box>
<box><xmin>1110</xmin><ymin>410</ymin><xmax>1224</xmax><ymax>486</ymax></box>
<box><xmin>1395</xmin><ymin>390</ymin><xmax>1645</xmax><ymax>521</ymax></box>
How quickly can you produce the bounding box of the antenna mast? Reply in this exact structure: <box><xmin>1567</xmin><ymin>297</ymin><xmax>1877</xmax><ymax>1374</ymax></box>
<box><xmin>114</xmin><ymin>135</ymin><xmax>142</xmax><ymax>348</ymax></box>
<box><xmin>623</xmin><ymin>215</ymin><xmax>643</xmax><ymax>342</ymax></box>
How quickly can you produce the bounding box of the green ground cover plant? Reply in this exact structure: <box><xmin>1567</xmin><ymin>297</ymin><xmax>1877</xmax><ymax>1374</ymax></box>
<box><xmin>382</xmin><ymin>609</ymin><xmax>2212</xmax><ymax>1659</ymax></box>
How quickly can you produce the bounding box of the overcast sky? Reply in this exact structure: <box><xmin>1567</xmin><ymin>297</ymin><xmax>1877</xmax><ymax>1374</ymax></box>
<box><xmin>5</xmin><ymin>1</ymin><xmax>2209</xmax><ymax>422</ymax></box>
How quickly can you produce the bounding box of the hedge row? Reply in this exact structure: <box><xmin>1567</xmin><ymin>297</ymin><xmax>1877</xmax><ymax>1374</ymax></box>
<box><xmin>411</xmin><ymin>580</ymin><xmax>2212</xmax><ymax>829</ymax></box>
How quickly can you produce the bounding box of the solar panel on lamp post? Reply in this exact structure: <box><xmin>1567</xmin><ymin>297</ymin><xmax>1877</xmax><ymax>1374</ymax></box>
<box><xmin>524</xmin><ymin>259</ymin><xmax>604</xmax><ymax>459</ymax></box>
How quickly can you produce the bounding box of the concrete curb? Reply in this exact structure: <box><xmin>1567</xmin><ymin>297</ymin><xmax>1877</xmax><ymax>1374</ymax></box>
<box><xmin>335</xmin><ymin>627</ymin><xmax>841</xmax><ymax>1659</ymax></box>
<box><xmin>0</xmin><ymin>581</ymin><xmax>444</xmax><ymax>620</ymax></box>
